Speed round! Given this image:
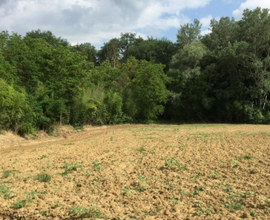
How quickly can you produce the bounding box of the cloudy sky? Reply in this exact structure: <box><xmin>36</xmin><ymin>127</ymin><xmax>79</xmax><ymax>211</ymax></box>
<box><xmin>0</xmin><ymin>0</ymin><xmax>269</xmax><ymax>48</ymax></box>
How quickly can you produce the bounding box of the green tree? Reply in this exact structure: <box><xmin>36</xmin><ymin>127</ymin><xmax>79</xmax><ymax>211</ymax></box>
<box><xmin>97</xmin><ymin>38</ymin><xmax>120</xmax><ymax>68</ymax></box>
<box><xmin>238</xmin><ymin>8</ymin><xmax>270</xmax><ymax>112</ymax></box>
<box><xmin>0</xmin><ymin>79</ymin><xmax>34</xmax><ymax>134</ymax></box>
<box><xmin>121</xmin><ymin>57</ymin><xmax>169</xmax><ymax>121</ymax></box>
<box><xmin>127</xmin><ymin>37</ymin><xmax>176</xmax><ymax>73</ymax></box>
<box><xmin>167</xmin><ymin>41</ymin><xmax>208</xmax><ymax>121</ymax></box>
<box><xmin>177</xmin><ymin>19</ymin><xmax>201</xmax><ymax>49</ymax></box>
<box><xmin>72</xmin><ymin>43</ymin><xmax>97</xmax><ymax>63</ymax></box>
<box><xmin>26</xmin><ymin>29</ymin><xmax>69</xmax><ymax>47</ymax></box>
<box><xmin>202</xmin><ymin>17</ymin><xmax>239</xmax><ymax>51</ymax></box>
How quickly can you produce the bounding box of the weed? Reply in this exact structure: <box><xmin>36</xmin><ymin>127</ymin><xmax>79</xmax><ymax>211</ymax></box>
<box><xmin>92</xmin><ymin>160</ymin><xmax>103</xmax><ymax>171</ymax></box>
<box><xmin>193</xmin><ymin>133</ymin><xmax>211</xmax><ymax>139</ymax></box>
<box><xmin>34</xmin><ymin>173</ymin><xmax>51</xmax><ymax>182</ymax></box>
<box><xmin>144</xmin><ymin>207</ymin><xmax>162</xmax><ymax>217</ymax></box>
<box><xmin>190</xmin><ymin>187</ymin><xmax>206</xmax><ymax>197</ymax></box>
<box><xmin>85</xmin><ymin>172</ymin><xmax>94</xmax><ymax>177</ymax></box>
<box><xmin>46</xmin><ymin>161</ymin><xmax>55</xmax><ymax>168</ymax></box>
<box><xmin>63</xmin><ymin>143</ymin><xmax>74</xmax><ymax>146</ymax></box>
<box><xmin>0</xmin><ymin>185</ymin><xmax>16</xmax><ymax>200</ymax></box>
<box><xmin>137</xmin><ymin>174</ymin><xmax>146</xmax><ymax>181</ymax></box>
<box><xmin>170</xmin><ymin>198</ymin><xmax>180</xmax><ymax>204</ymax></box>
<box><xmin>51</xmin><ymin>201</ymin><xmax>61</xmax><ymax>209</ymax></box>
<box><xmin>250</xmin><ymin>210</ymin><xmax>257</xmax><ymax>216</ymax></box>
<box><xmin>249</xmin><ymin>168</ymin><xmax>258</xmax><ymax>174</ymax></box>
<box><xmin>12</xmin><ymin>198</ymin><xmax>34</xmax><ymax>209</ymax></box>
<box><xmin>165</xmin><ymin>157</ymin><xmax>186</xmax><ymax>171</ymax></box>
<box><xmin>258</xmin><ymin>195</ymin><xmax>270</xmax><ymax>205</ymax></box>
<box><xmin>40</xmin><ymin>210</ymin><xmax>48</xmax><ymax>216</ymax></box>
<box><xmin>38</xmin><ymin>154</ymin><xmax>48</xmax><ymax>160</ymax></box>
<box><xmin>135</xmin><ymin>146</ymin><xmax>146</xmax><ymax>154</ymax></box>
<box><xmin>61</xmin><ymin>162</ymin><xmax>82</xmax><ymax>175</ymax></box>
<box><xmin>166</xmin><ymin>145</ymin><xmax>174</xmax><ymax>149</ymax></box>
<box><xmin>195</xmin><ymin>211</ymin><xmax>201</xmax><ymax>216</ymax></box>
<box><xmin>225</xmin><ymin>199</ymin><xmax>244</xmax><ymax>212</ymax></box>
<box><xmin>193</xmin><ymin>173</ymin><xmax>202</xmax><ymax>178</ymax></box>
<box><xmin>195</xmin><ymin>202</ymin><xmax>202</xmax><ymax>207</ymax></box>
<box><xmin>121</xmin><ymin>187</ymin><xmax>131</xmax><ymax>195</ymax></box>
<box><xmin>23</xmin><ymin>177</ymin><xmax>29</xmax><ymax>183</ymax></box>
<box><xmin>223</xmin><ymin>184</ymin><xmax>233</xmax><ymax>192</ymax></box>
<box><xmin>25</xmin><ymin>190</ymin><xmax>46</xmax><ymax>199</ymax></box>
<box><xmin>109</xmin><ymin>153</ymin><xmax>115</xmax><ymax>158</ymax></box>
<box><xmin>211</xmin><ymin>170</ymin><xmax>223</xmax><ymax>179</ymax></box>
<box><xmin>259</xmin><ymin>132</ymin><xmax>270</xmax><ymax>136</ymax></box>
<box><xmin>135</xmin><ymin>184</ymin><xmax>148</xmax><ymax>192</ymax></box>
<box><xmin>178</xmin><ymin>145</ymin><xmax>185</xmax><ymax>151</ymax></box>
<box><xmin>242</xmin><ymin>155</ymin><xmax>253</xmax><ymax>160</ymax></box>
<box><xmin>231</xmin><ymin>160</ymin><xmax>239</xmax><ymax>168</ymax></box>
<box><xmin>2</xmin><ymin>170</ymin><xmax>20</xmax><ymax>178</ymax></box>
<box><xmin>225</xmin><ymin>193</ymin><xmax>245</xmax><ymax>212</ymax></box>
<box><xmin>69</xmin><ymin>206</ymin><xmax>104</xmax><ymax>218</ymax></box>
<box><xmin>92</xmin><ymin>178</ymin><xmax>102</xmax><ymax>183</ymax></box>
<box><xmin>173</xmin><ymin>128</ymin><xmax>179</xmax><ymax>133</ymax></box>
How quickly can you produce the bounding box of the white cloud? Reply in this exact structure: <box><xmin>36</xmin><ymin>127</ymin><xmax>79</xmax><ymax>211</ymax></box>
<box><xmin>199</xmin><ymin>15</ymin><xmax>213</xmax><ymax>36</ymax></box>
<box><xmin>200</xmin><ymin>15</ymin><xmax>213</xmax><ymax>28</ymax></box>
<box><xmin>222</xmin><ymin>0</ymin><xmax>233</xmax><ymax>3</ymax></box>
<box><xmin>233</xmin><ymin>0</ymin><xmax>270</xmax><ymax>19</ymax></box>
<box><xmin>199</xmin><ymin>15</ymin><xmax>224</xmax><ymax>36</ymax></box>
<box><xmin>0</xmin><ymin>0</ymin><xmax>211</xmax><ymax>46</ymax></box>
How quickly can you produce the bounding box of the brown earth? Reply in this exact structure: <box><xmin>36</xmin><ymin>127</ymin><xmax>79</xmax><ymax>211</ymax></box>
<box><xmin>0</xmin><ymin>124</ymin><xmax>270</xmax><ymax>220</ymax></box>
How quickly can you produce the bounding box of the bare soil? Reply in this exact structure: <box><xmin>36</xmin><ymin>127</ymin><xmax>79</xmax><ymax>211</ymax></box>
<box><xmin>0</xmin><ymin>124</ymin><xmax>270</xmax><ymax>219</ymax></box>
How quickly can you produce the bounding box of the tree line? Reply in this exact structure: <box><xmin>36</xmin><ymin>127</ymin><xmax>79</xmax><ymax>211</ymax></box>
<box><xmin>0</xmin><ymin>7</ymin><xmax>270</xmax><ymax>135</ymax></box>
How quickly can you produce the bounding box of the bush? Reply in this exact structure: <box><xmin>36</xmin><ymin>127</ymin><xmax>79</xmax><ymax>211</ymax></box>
<box><xmin>0</xmin><ymin>79</ymin><xmax>34</xmax><ymax>135</ymax></box>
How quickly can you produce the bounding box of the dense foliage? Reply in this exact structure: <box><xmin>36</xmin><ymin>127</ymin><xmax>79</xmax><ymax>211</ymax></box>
<box><xmin>0</xmin><ymin>8</ymin><xmax>270</xmax><ymax>135</ymax></box>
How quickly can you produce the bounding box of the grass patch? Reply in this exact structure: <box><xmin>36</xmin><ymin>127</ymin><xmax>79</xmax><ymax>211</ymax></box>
<box><xmin>63</xmin><ymin>143</ymin><xmax>74</xmax><ymax>146</ymax></box>
<box><xmin>225</xmin><ymin>198</ymin><xmax>244</xmax><ymax>212</ymax></box>
<box><xmin>69</xmin><ymin>206</ymin><xmax>104</xmax><ymax>218</ymax></box>
<box><xmin>2</xmin><ymin>170</ymin><xmax>20</xmax><ymax>178</ymax></box>
<box><xmin>34</xmin><ymin>173</ymin><xmax>51</xmax><ymax>182</ymax></box>
<box><xmin>134</xmin><ymin>184</ymin><xmax>148</xmax><ymax>192</ymax></box>
<box><xmin>12</xmin><ymin>198</ymin><xmax>34</xmax><ymax>209</ymax></box>
<box><xmin>61</xmin><ymin>162</ymin><xmax>82</xmax><ymax>175</ymax></box>
<box><xmin>121</xmin><ymin>187</ymin><xmax>131</xmax><ymax>195</ymax></box>
<box><xmin>165</xmin><ymin>157</ymin><xmax>186</xmax><ymax>171</ymax></box>
<box><xmin>0</xmin><ymin>185</ymin><xmax>16</xmax><ymax>200</ymax></box>
<box><xmin>242</xmin><ymin>155</ymin><xmax>253</xmax><ymax>160</ymax></box>
<box><xmin>211</xmin><ymin>170</ymin><xmax>223</xmax><ymax>179</ymax></box>
<box><xmin>92</xmin><ymin>160</ymin><xmax>103</xmax><ymax>171</ymax></box>
<box><xmin>135</xmin><ymin>146</ymin><xmax>147</xmax><ymax>154</ymax></box>
<box><xmin>231</xmin><ymin>160</ymin><xmax>240</xmax><ymax>168</ymax></box>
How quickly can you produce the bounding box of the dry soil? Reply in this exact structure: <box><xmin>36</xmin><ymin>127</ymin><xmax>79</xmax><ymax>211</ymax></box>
<box><xmin>0</xmin><ymin>124</ymin><xmax>270</xmax><ymax>220</ymax></box>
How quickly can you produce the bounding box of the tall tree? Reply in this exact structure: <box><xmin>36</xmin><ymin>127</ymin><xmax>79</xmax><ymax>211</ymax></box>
<box><xmin>73</xmin><ymin>43</ymin><xmax>97</xmax><ymax>63</ymax></box>
<box><xmin>177</xmin><ymin>19</ymin><xmax>201</xmax><ymax>49</ymax></box>
<box><xmin>127</xmin><ymin>37</ymin><xmax>176</xmax><ymax>73</ymax></box>
<box><xmin>26</xmin><ymin>29</ymin><xmax>69</xmax><ymax>47</ymax></box>
<box><xmin>97</xmin><ymin>38</ymin><xmax>120</xmax><ymax>68</ymax></box>
<box><xmin>238</xmin><ymin>8</ymin><xmax>270</xmax><ymax>112</ymax></box>
<box><xmin>121</xmin><ymin>57</ymin><xmax>169</xmax><ymax>121</ymax></box>
<box><xmin>202</xmin><ymin>17</ymin><xmax>239</xmax><ymax>51</ymax></box>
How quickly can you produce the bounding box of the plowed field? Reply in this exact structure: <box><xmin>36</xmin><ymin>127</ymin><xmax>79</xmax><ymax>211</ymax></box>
<box><xmin>0</xmin><ymin>124</ymin><xmax>270</xmax><ymax>220</ymax></box>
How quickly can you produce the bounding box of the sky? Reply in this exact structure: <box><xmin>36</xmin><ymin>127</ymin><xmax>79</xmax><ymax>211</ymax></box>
<box><xmin>0</xmin><ymin>0</ymin><xmax>270</xmax><ymax>48</ymax></box>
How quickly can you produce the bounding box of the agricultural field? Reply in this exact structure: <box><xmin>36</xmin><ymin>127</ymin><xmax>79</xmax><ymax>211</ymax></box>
<box><xmin>0</xmin><ymin>124</ymin><xmax>270</xmax><ymax>219</ymax></box>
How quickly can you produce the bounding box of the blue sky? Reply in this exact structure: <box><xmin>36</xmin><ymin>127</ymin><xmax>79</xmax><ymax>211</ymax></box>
<box><xmin>160</xmin><ymin>0</ymin><xmax>268</xmax><ymax>43</ymax></box>
<box><xmin>0</xmin><ymin>0</ymin><xmax>269</xmax><ymax>48</ymax></box>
